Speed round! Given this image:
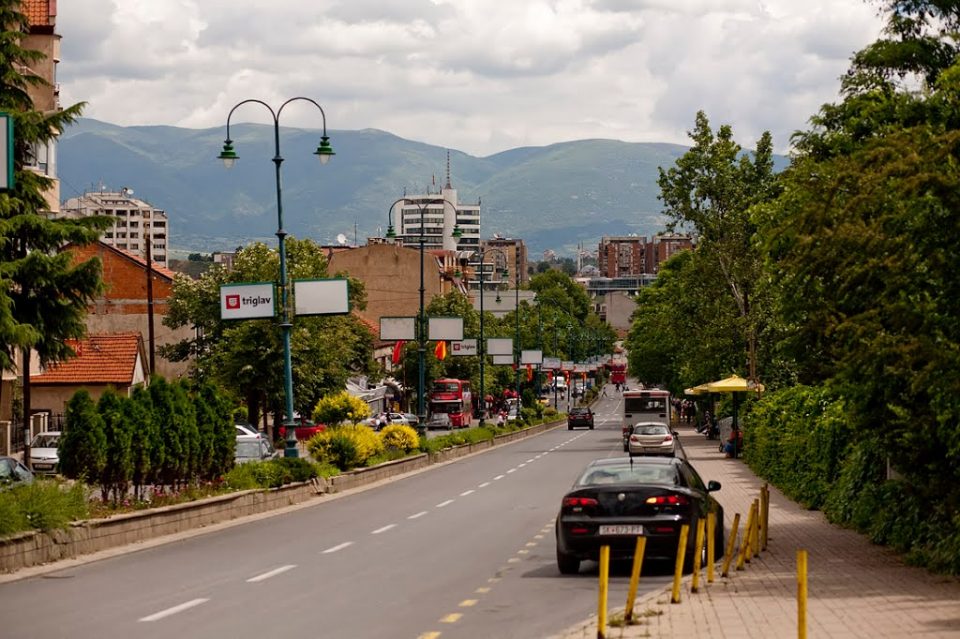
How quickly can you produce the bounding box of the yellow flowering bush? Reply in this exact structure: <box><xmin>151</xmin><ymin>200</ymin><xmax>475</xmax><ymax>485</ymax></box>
<box><xmin>379</xmin><ymin>424</ymin><xmax>420</xmax><ymax>453</ymax></box>
<box><xmin>307</xmin><ymin>424</ymin><xmax>384</xmax><ymax>470</ymax></box>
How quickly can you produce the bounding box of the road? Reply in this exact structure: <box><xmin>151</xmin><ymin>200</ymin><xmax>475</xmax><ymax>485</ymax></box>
<box><xmin>0</xmin><ymin>389</ymin><xmax>675</xmax><ymax>639</ymax></box>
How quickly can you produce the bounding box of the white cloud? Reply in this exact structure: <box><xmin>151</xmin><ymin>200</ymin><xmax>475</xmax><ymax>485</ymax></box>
<box><xmin>56</xmin><ymin>0</ymin><xmax>886</xmax><ymax>156</ymax></box>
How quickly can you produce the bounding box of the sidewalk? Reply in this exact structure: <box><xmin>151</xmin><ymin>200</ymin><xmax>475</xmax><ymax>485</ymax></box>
<box><xmin>555</xmin><ymin>425</ymin><xmax>960</xmax><ymax>638</ymax></box>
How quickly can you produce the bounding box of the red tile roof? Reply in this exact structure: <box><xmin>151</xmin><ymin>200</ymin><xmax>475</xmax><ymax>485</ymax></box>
<box><xmin>21</xmin><ymin>0</ymin><xmax>54</xmax><ymax>26</ymax></box>
<box><xmin>33</xmin><ymin>333</ymin><xmax>144</xmax><ymax>385</ymax></box>
<box><xmin>109</xmin><ymin>243</ymin><xmax>177</xmax><ymax>280</ymax></box>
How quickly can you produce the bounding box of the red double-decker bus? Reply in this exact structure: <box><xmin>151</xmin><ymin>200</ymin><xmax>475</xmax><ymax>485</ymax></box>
<box><xmin>609</xmin><ymin>360</ymin><xmax>627</xmax><ymax>386</ymax></box>
<box><xmin>429</xmin><ymin>378</ymin><xmax>473</xmax><ymax>428</ymax></box>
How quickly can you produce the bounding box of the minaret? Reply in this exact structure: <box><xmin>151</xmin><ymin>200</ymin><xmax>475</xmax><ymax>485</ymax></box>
<box><xmin>441</xmin><ymin>150</ymin><xmax>458</xmax><ymax>251</ymax></box>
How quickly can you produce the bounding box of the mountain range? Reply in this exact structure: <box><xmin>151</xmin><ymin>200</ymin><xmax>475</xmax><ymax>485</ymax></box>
<box><xmin>58</xmin><ymin>118</ymin><xmax>693</xmax><ymax>256</ymax></box>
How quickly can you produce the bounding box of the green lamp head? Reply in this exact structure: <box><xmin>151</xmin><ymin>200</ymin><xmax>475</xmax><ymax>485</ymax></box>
<box><xmin>314</xmin><ymin>135</ymin><xmax>335</xmax><ymax>165</ymax></box>
<box><xmin>218</xmin><ymin>140</ymin><xmax>238</xmax><ymax>168</ymax></box>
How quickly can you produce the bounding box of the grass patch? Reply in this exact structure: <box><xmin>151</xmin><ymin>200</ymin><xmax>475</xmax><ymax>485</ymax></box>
<box><xmin>0</xmin><ymin>480</ymin><xmax>89</xmax><ymax>536</ymax></box>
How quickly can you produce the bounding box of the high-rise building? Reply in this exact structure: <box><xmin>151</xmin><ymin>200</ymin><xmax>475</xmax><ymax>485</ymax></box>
<box><xmin>597</xmin><ymin>234</ymin><xmax>694</xmax><ymax>278</ymax></box>
<box><xmin>392</xmin><ymin>153</ymin><xmax>480</xmax><ymax>253</ymax></box>
<box><xmin>61</xmin><ymin>190</ymin><xmax>170</xmax><ymax>268</ymax></box>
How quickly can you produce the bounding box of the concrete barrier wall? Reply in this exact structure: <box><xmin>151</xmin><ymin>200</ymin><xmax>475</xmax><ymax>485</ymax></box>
<box><xmin>0</xmin><ymin>419</ymin><xmax>563</xmax><ymax>574</ymax></box>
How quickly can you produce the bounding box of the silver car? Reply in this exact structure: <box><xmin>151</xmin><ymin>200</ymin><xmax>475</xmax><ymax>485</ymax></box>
<box><xmin>235</xmin><ymin>434</ymin><xmax>279</xmax><ymax>464</ymax></box>
<box><xmin>29</xmin><ymin>431</ymin><xmax>61</xmax><ymax>475</ymax></box>
<box><xmin>627</xmin><ymin>422</ymin><xmax>677</xmax><ymax>457</ymax></box>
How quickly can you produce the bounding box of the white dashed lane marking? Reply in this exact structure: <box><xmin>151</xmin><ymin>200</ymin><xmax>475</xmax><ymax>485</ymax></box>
<box><xmin>408</xmin><ymin>511</ymin><xmax>428</xmax><ymax>520</ymax></box>
<box><xmin>436</xmin><ymin>499</ymin><xmax>454</xmax><ymax>508</ymax></box>
<box><xmin>460</xmin><ymin>489</ymin><xmax>475</xmax><ymax>496</ymax></box>
<box><xmin>246</xmin><ymin>565</ymin><xmax>296</xmax><ymax>583</ymax></box>
<box><xmin>372</xmin><ymin>524</ymin><xmax>397</xmax><ymax>534</ymax></box>
<box><xmin>139</xmin><ymin>599</ymin><xmax>209</xmax><ymax>622</ymax></box>
<box><xmin>322</xmin><ymin>542</ymin><xmax>353</xmax><ymax>554</ymax></box>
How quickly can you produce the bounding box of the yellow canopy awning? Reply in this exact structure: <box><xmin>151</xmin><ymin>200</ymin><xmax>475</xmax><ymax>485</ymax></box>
<box><xmin>705</xmin><ymin>375</ymin><xmax>764</xmax><ymax>393</ymax></box>
<box><xmin>684</xmin><ymin>384</ymin><xmax>712</xmax><ymax>396</ymax></box>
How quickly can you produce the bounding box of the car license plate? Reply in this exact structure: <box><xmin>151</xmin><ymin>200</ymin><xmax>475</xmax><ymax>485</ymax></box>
<box><xmin>33</xmin><ymin>463</ymin><xmax>53</xmax><ymax>470</ymax></box>
<box><xmin>599</xmin><ymin>525</ymin><xmax>644</xmax><ymax>536</ymax></box>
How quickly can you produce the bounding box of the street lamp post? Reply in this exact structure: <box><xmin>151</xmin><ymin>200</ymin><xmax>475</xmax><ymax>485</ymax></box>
<box><xmin>218</xmin><ymin>97</ymin><xmax>334</xmax><ymax>458</ymax></box>
<box><xmin>514</xmin><ymin>249</ymin><xmax>522</xmax><ymax>404</ymax></box>
<box><xmin>389</xmin><ymin>197</ymin><xmax>457</xmax><ymax>429</ymax></box>
<box><xmin>469</xmin><ymin>247</ymin><xmax>508</xmax><ymax>426</ymax></box>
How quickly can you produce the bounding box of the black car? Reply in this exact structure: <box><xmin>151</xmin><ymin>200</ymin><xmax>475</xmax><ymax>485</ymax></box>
<box><xmin>555</xmin><ymin>456</ymin><xmax>724</xmax><ymax>575</ymax></box>
<box><xmin>567</xmin><ymin>407</ymin><xmax>594</xmax><ymax>430</ymax></box>
<box><xmin>0</xmin><ymin>456</ymin><xmax>35</xmax><ymax>489</ymax></box>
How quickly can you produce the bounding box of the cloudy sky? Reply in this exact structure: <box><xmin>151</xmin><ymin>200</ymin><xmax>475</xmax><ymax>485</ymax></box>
<box><xmin>57</xmin><ymin>0</ymin><xmax>886</xmax><ymax>157</ymax></box>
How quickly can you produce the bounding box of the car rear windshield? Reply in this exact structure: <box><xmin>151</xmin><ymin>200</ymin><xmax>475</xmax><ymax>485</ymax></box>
<box><xmin>577</xmin><ymin>464</ymin><xmax>679</xmax><ymax>487</ymax></box>
<box><xmin>633</xmin><ymin>424</ymin><xmax>668</xmax><ymax>435</ymax></box>
<box><xmin>30</xmin><ymin>434</ymin><xmax>60</xmax><ymax>448</ymax></box>
<box><xmin>571</xmin><ymin>408</ymin><xmax>589</xmax><ymax>415</ymax></box>
<box><xmin>236</xmin><ymin>441</ymin><xmax>262</xmax><ymax>458</ymax></box>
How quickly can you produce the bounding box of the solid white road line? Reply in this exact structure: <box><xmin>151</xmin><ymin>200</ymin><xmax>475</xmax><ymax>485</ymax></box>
<box><xmin>246</xmin><ymin>564</ymin><xmax>296</xmax><ymax>583</ymax></box>
<box><xmin>460</xmin><ymin>489</ymin><xmax>475</xmax><ymax>496</ymax></box>
<box><xmin>436</xmin><ymin>499</ymin><xmax>455</xmax><ymax>508</ymax></box>
<box><xmin>372</xmin><ymin>524</ymin><xmax>397</xmax><ymax>534</ymax></box>
<box><xmin>322</xmin><ymin>542</ymin><xmax>354</xmax><ymax>554</ymax></box>
<box><xmin>408</xmin><ymin>511</ymin><xmax>428</xmax><ymax>519</ymax></box>
<box><xmin>139</xmin><ymin>599</ymin><xmax>209</xmax><ymax>622</ymax></box>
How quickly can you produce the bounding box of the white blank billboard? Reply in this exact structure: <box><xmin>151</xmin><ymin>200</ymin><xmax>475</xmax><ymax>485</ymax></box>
<box><xmin>294</xmin><ymin>278</ymin><xmax>349</xmax><ymax>316</ymax></box>
<box><xmin>487</xmin><ymin>338</ymin><xmax>513</xmax><ymax>356</ymax></box>
<box><xmin>428</xmin><ymin>316</ymin><xmax>464</xmax><ymax>341</ymax></box>
<box><xmin>380</xmin><ymin>316</ymin><xmax>416</xmax><ymax>341</ymax></box>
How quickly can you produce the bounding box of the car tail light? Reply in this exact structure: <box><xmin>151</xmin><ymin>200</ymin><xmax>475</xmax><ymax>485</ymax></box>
<box><xmin>662</xmin><ymin>435</ymin><xmax>673</xmax><ymax>442</ymax></box>
<box><xmin>570</xmin><ymin>527</ymin><xmax>589</xmax><ymax>535</ymax></box>
<box><xmin>653</xmin><ymin>526</ymin><xmax>675</xmax><ymax>533</ymax></box>
<box><xmin>563</xmin><ymin>497</ymin><xmax>599</xmax><ymax>508</ymax></box>
<box><xmin>645</xmin><ymin>494</ymin><xmax>689</xmax><ymax>506</ymax></box>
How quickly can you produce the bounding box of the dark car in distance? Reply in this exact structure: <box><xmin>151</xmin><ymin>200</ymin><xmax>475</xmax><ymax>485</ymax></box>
<box><xmin>567</xmin><ymin>407</ymin><xmax>594</xmax><ymax>430</ymax></box>
<box><xmin>555</xmin><ymin>456</ymin><xmax>724</xmax><ymax>575</ymax></box>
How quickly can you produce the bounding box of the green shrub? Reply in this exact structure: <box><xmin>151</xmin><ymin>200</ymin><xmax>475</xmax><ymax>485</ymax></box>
<box><xmin>0</xmin><ymin>490</ymin><xmax>27</xmax><ymax>536</ymax></box>
<box><xmin>224</xmin><ymin>461</ymin><xmax>285</xmax><ymax>489</ymax></box>
<box><xmin>5</xmin><ymin>481</ymin><xmax>88</xmax><ymax>533</ymax></box>
<box><xmin>543</xmin><ymin>407</ymin><xmax>559</xmax><ymax>419</ymax></box>
<box><xmin>274</xmin><ymin>457</ymin><xmax>319</xmax><ymax>483</ymax></box>
<box><xmin>380</xmin><ymin>424</ymin><xmax>420</xmax><ymax>453</ymax></box>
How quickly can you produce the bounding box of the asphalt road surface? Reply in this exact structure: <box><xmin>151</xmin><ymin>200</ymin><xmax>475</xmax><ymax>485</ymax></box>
<box><xmin>0</xmin><ymin>388</ymin><xmax>677</xmax><ymax>639</ymax></box>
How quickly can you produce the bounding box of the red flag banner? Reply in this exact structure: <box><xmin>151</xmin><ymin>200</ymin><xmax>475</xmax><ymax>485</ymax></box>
<box><xmin>526</xmin><ymin>364</ymin><xmax>533</xmax><ymax>381</ymax></box>
<box><xmin>392</xmin><ymin>340</ymin><xmax>406</xmax><ymax>365</ymax></box>
<box><xmin>434</xmin><ymin>340</ymin><xmax>447</xmax><ymax>361</ymax></box>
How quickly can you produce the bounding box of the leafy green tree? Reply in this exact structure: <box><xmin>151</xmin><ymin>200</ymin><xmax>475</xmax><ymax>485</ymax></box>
<box><xmin>161</xmin><ymin>238</ymin><xmax>374</xmax><ymax>434</ymax></box>
<box><xmin>96</xmin><ymin>388</ymin><xmax>134</xmax><ymax>503</ymax></box>
<box><xmin>0</xmin><ymin>1</ymin><xmax>110</xmax><ymax>437</ymax></box>
<box><xmin>657</xmin><ymin>111</ymin><xmax>779</xmax><ymax>380</ymax></box>
<box><xmin>192</xmin><ymin>381</ymin><xmax>235</xmax><ymax>480</ymax></box>
<box><xmin>58</xmin><ymin>390</ymin><xmax>106</xmax><ymax>482</ymax></box>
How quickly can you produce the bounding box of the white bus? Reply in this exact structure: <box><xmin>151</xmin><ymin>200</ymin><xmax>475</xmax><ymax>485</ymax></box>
<box><xmin>621</xmin><ymin>388</ymin><xmax>672</xmax><ymax>451</ymax></box>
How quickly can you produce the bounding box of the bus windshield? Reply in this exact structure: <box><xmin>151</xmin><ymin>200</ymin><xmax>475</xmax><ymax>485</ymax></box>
<box><xmin>624</xmin><ymin>396</ymin><xmax>667</xmax><ymax>413</ymax></box>
<box><xmin>433</xmin><ymin>382</ymin><xmax>461</xmax><ymax>393</ymax></box>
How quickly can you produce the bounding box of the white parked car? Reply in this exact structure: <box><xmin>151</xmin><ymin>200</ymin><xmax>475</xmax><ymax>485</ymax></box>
<box><xmin>235</xmin><ymin>434</ymin><xmax>279</xmax><ymax>464</ymax></box>
<box><xmin>626</xmin><ymin>422</ymin><xmax>678</xmax><ymax>457</ymax></box>
<box><xmin>29</xmin><ymin>431</ymin><xmax>61</xmax><ymax>475</ymax></box>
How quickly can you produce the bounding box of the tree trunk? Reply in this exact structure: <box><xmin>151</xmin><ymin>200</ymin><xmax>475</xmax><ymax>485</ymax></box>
<box><xmin>21</xmin><ymin>347</ymin><xmax>31</xmax><ymax>470</ymax></box>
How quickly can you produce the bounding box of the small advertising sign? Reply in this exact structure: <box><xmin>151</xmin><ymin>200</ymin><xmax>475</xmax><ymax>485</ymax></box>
<box><xmin>380</xmin><ymin>316</ymin><xmax>416</xmax><ymax>341</ymax></box>
<box><xmin>542</xmin><ymin>357</ymin><xmax>561</xmax><ymax>370</ymax></box>
<box><xmin>492</xmin><ymin>355</ymin><xmax>514</xmax><ymax>365</ymax></box>
<box><xmin>451</xmin><ymin>339</ymin><xmax>477</xmax><ymax>356</ymax></box>
<box><xmin>220</xmin><ymin>282</ymin><xmax>276</xmax><ymax>320</ymax></box>
<box><xmin>428</xmin><ymin>316</ymin><xmax>464</xmax><ymax>341</ymax></box>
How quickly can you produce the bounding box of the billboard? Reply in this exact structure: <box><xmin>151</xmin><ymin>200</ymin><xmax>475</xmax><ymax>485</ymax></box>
<box><xmin>492</xmin><ymin>355</ymin><xmax>514</xmax><ymax>365</ymax></box>
<box><xmin>428</xmin><ymin>316</ymin><xmax>464</xmax><ymax>341</ymax></box>
<box><xmin>520</xmin><ymin>350</ymin><xmax>543</xmax><ymax>365</ymax></box>
<box><xmin>451</xmin><ymin>339</ymin><xmax>477</xmax><ymax>356</ymax></box>
<box><xmin>220</xmin><ymin>282</ymin><xmax>275</xmax><ymax>320</ymax></box>
<box><xmin>294</xmin><ymin>278</ymin><xmax>350</xmax><ymax>316</ymax></box>
<box><xmin>487</xmin><ymin>338</ymin><xmax>513</xmax><ymax>356</ymax></box>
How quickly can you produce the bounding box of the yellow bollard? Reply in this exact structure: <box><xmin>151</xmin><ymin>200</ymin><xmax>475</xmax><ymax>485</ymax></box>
<box><xmin>671</xmin><ymin>524</ymin><xmax>690</xmax><ymax>603</ymax></box>
<box><xmin>737</xmin><ymin>503</ymin><xmax>756</xmax><ymax>570</ymax></box>
<box><xmin>691</xmin><ymin>518</ymin><xmax>705</xmax><ymax>593</ymax></box>
<box><xmin>598</xmin><ymin>545</ymin><xmax>610</xmax><ymax>639</ymax></box>
<box><xmin>762</xmin><ymin>485</ymin><xmax>770</xmax><ymax>551</ymax></box>
<box><xmin>797</xmin><ymin>549</ymin><xmax>808</xmax><ymax>639</ymax></box>
<box><xmin>707</xmin><ymin>512</ymin><xmax>716</xmax><ymax>583</ymax></box>
<box><xmin>751</xmin><ymin>498</ymin><xmax>761</xmax><ymax>558</ymax></box>
<box><xmin>720</xmin><ymin>513</ymin><xmax>740</xmax><ymax>578</ymax></box>
<box><xmin>757</xmin><ymin>490</ymin><xmax>765</xmax><ymax>552</ymax></box>
<box><xmin>624</xmin><ymin>536</ymin><xmax>647</xmax><ymax>623</ymax></box>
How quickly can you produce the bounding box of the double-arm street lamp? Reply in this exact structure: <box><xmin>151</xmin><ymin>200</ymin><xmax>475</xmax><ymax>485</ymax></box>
<box><xmin>218</xmin><ymin>97</ymin><xmax>334</xmax><ymax>458</ymax></box>
<box><xmin>386</xmin><ymin>197</ymin><xmax>459</xmax><ymax>427</ymax></box>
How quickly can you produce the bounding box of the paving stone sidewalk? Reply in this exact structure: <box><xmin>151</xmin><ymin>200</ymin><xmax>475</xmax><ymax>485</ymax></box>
<box><xmin>554</xmin><ymin>425</ymin><xmax>960</xmax><ymax>638</ymax></box>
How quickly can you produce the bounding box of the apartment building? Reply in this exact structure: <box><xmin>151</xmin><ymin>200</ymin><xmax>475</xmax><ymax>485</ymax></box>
<box><xmin>597</xmin><ymin>234</ymin><xmax>693</xmax><ymax>278</ymax></box>
<box><xmin>61</xmin><ymin>190</ymin><xmax>170</xmax><ymax>268</ymax></box>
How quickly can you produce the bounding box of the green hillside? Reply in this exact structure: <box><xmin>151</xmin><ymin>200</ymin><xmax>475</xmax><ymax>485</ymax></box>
<box><xmin>58</xmin><ymin>119</ymin><xmax>689</xmax><ymax>255</ymax></box>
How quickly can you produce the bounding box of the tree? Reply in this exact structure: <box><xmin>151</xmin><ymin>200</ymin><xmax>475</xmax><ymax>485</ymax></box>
<box><xmin>58</xmin><ymin>390</ymin><xmax>106</xmax><ymax>482</ymax></box>
<box><xmin>657</xmin><ymin>111</ymin><xmax>779</xmax><ymax>380</ymax></box>
<box><xmin>0</xmin><ymin>1</ymin><xmax>110</xmax><ymax>455</ymax></box>
<box><xmin>97</xmin><ymin>388</ymin><xmax>134</xmax><ymax>503</ymax></box>
<box><xmin>161</xmin><ymin>238</ymin><xmax>374</xmax><ymax>432</ymax></box>
<box><xmin>128</xmin><ymin>385</ymin><xmax>161</xmax><ymax>498</ymax></box>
